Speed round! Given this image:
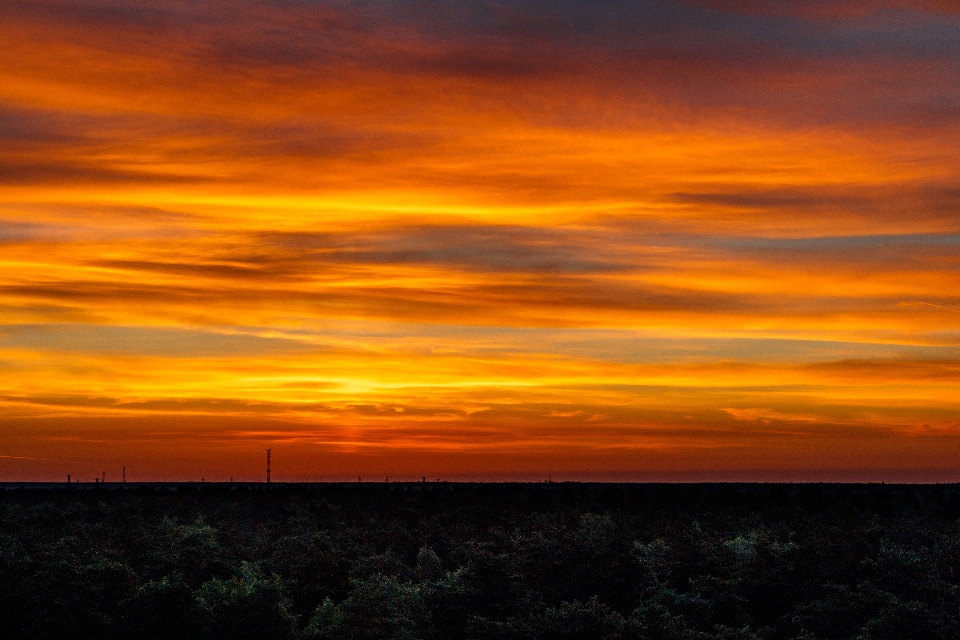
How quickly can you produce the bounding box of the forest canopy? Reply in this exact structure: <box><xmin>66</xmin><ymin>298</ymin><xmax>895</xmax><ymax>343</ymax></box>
<box><xmin>1</xmin><ymin>483</ymin><xmax>958</xmax><ymax>640</ymax></box>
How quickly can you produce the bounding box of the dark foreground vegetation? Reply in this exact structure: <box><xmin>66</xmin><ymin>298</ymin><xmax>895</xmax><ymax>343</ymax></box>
<box><xmin>2</xmin><ymin>482</ymin><xmax>960</xmax><ymax>639</ymax></box>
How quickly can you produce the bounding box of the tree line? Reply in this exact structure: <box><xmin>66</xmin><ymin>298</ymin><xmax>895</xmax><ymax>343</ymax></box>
<box><xmin>1</xmin><ymin>483</ymin><xmax>958</xmax><ymax>639</ymax></box>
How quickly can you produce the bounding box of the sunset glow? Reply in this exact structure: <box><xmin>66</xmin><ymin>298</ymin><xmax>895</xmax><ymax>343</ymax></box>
<box><xmin>2</xmin><ymin>0</ymin><xmax>959</xmax><ymax>482</ymax></box>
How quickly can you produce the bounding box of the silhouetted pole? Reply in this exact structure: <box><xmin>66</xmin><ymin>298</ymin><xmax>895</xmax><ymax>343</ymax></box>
<box><xmin>101</xmin><ymin>471</ymin><xmax>105</xmax><ymax>483</ymax></box>
<box><xmin>123</xmin><ymin>466</ymin><xmax>126</xmax><ymax>483</ymax></box>
<box><xmin>67</xmin><ymin>474</ymin><xmax>71</xmax><ymax>484</ymax></box>
<box><xmin>266</xmin><ymin>449</ymin><xmax>271</xmax><ymax>483</ymax></box>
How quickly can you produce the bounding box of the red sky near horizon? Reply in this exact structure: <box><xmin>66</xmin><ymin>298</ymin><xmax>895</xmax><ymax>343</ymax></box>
<box><xmin>1</xmin><ymin>0</ymin><xmax>959</xmax><ymax>482</ymax></box>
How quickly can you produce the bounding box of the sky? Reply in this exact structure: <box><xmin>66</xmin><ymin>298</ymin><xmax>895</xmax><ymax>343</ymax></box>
<box><xmin>1</xmin><ymin>0</ymin><xmax>959</xmax><ymax>482</ymax></box>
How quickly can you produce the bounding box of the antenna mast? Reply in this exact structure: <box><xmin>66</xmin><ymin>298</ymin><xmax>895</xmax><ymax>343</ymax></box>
<box><xmin>266</xmin><ymin>449</ymin><xmax>271</xmax><ymax>483</ymax></box>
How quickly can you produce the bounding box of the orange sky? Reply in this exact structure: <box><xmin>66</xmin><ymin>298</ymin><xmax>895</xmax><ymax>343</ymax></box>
<box><xmin>1</xmin><ymin>0</ymin><xmax>959</xmax><ymax>482</ymax></box>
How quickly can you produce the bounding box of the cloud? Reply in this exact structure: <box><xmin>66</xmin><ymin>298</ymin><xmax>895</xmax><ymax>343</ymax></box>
<box><xmin>724</xmin><ymin>407</ymin><xmax>845</xmax><ymax>424</ymax></box>
<box><xmin>682</xmin><ymin>1</ymin><xmax>960</xmax><ymax>18</ymax></box>
<box><xmin>0</xmin><ymin>324</ymin><xmax>305</xmax><ymax>358</ymax></box>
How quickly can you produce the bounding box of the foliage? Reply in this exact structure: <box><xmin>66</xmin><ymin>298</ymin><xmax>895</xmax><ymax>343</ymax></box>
<box><xmin>1</xmin><ymin>483</ymin><xmax>959</xmax><ymax>639</ymax></box>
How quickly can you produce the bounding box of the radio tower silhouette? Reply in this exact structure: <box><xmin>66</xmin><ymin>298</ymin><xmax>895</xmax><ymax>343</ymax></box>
<box><xmin>266</xmin><ymin>449</ymin><xmax>271</xmax><ymax>483</ymax></box>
